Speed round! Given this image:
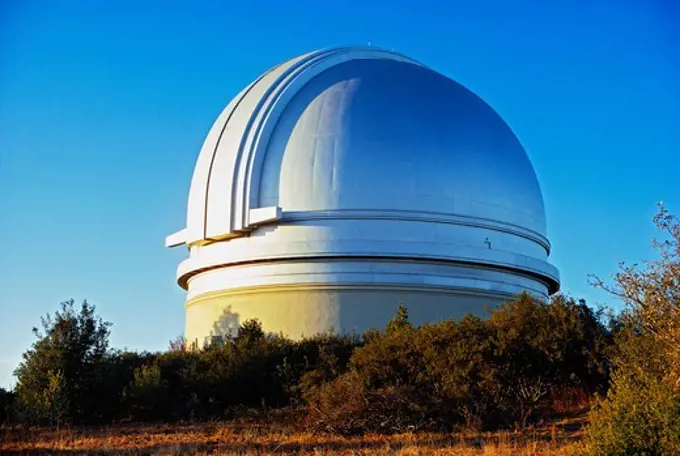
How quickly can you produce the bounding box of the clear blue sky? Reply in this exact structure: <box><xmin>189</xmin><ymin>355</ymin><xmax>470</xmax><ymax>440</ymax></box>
<box><xmin>1</xmin><ymin>1</ymin><xmax>678</xmax><ymax>388</ymax></box>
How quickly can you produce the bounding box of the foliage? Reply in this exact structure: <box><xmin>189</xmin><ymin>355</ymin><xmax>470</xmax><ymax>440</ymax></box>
<box><xmin>234</xmin><ymin>319</ymin><xmax>265</xmax><ymax>347</ymax></box>
<box><xmin>42</xmin><ymin>370</ymin><xmax>69</xmax><ymax>425</ymax></box>
<box><xmin>314</xmin><ymin>311</ymin><xmax>432</xmax><ymax>434</ymax></box>
<box><xmin>585</xmin><ymin>204</ymin><xmax>680</xmax><ymax>455</ymax></box>
<box><xmin>13</xmin><ymin>299</ymin><xmax>111</xmax><ymax>424</ymax></box>
<box><xmin>307</xmin><ymin>370</ymin><xmax>430</xmax><ymax>435</ymax></box>
<box><xmin>487</xmin><ymin>293</ymin><xmax>612</xmax><ymax>427</ymax></box>
<box><xmin>306</xmin><ymin>294</ymin><xmax>612</xmax><ymax>433</ymax></box>
<box><xmin>126</xmin><ymin>363</ymin><xmax>168</xmax><ymax>421</ymax></box>
<box><xmin>11</xmin><ymin>293</ymin><xmax>613</xmax><ymax>430</ymax></box>
<box><xmin>289</xmin><ymin>333</ymin><xmax>361</xmax><ymax>402</ymax></box>
<box><xmin>115</xmin><ymin>321</ymin><xmax>359</xmax><ymax>421</ymax></box>
<box><xmin>385</xmin><ymin>304</ymin><xmax>412</xmax><ymax>335</ymax></box>
<box><xmin>591</xmin><ymin>203</ymin><xmax>680</xmax><ymax>384</ymax></box>
<box><xmin>586</xmin><ymin>368</ymin><xmax>680</xmax><ymax>456</ymax></box>
<box><xmin>0</xmin><ymin>388</ymin><xmax>16</xmax><ymax>425</ymax></box>
<box><xmin>417</xmin><ymin>314</ymin><xmax>499</xmax><ymax>429</ymax></box>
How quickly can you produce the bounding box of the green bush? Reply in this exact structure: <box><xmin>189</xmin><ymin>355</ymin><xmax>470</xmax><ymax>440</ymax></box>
<box><xmin>11</xmin><ymin>294</ymin><xmax>613</xmax><ymax>428</ymax></box>
<box><xmin>417</xmin><ymin>314</ymin><xmax>498</xmax><ymax>430</ymax></box>
<box><xmin>586</xmin><ymin>369</ymin><xmax>680</xmax><ymax>455</ymax></box>
<box><xmin>487</xmin><ymin>293</ymin><xmax>611</xmax><ymax>427</ymax></box>
<box><xmin>126</xmin><ymin>363</ymin><xmax>168</xmax><ymax>421</ymax></box>
<box><xmin>115</xmin><ymin>320</ymin><xmax>360</xmax><ymax>421</ymax></box>
<box><xmin>585</xmin><ymin>205</ymin><xmax>680</xmax><ymax>455</ymax></box>
<box><xmin>0</xmin><ymin>387</ymin><xmax>16</xmax><ymax>425</ymax></box>
<box><xmin>288</xmin><ymin>333</ymin><xmax>361</xmax><ymax>403</ymax></box>
<box><xmin>14</xmin><ymin>299</ymin><xmax>111</xmax><ymax>424</ymax></box>
<box><xmin>306</xmin><ymin>294</ymin><xmax>613</xmax><ymax>433</ymax></box>
<box><xmin>150</xmin><ymin>326</ymin><xmax>292</xmax><ymax>420</ymax></box>
<box><xmin>584</xmin><ymin>328</ymin><xmax>680</xmax><ymax>455</ymax></box>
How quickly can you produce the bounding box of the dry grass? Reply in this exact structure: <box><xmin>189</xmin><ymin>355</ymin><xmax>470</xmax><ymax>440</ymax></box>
<box><xmin>0</xmin><ymin>417</ymin><xmax>586</xmax><ymax>455</ymax></box>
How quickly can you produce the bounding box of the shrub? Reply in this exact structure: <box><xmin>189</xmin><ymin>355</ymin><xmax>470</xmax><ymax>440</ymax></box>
<box><xmin>586</xmin><ymin>369</ymin><xmax>680</xmax><ymax>455</ymax></box>
<box><xmin>159</xmin><ymin>333</ymin><xmax>276</xmax><ymax>419</ymax></box>
<box><xmin>487</xmin><ymin>293</ymin><xmax>612</xmax><ymax>427</ymax></box>
<box><xmin>417</xmin><ymin>315</ymin><xmax>498</xmax><ymax>430</ymax></box>
<box><xmin>306</xmin><ymin>295</ymin><xmax>613</xmax><ymax>433</ymax></box>
<box><xmin>0</xmin><ymin>388</ymin><xmax>16</xmax><ymax>426</ymax></box>
<box><xmin>350</xmin><ymin>319</ymin><xmax>423</xmax><ymax>390</ymax></box>
<box><xmin>586</xmin><ymin>205</ymin><xmax>680</xmax><ymax>455</ymax></box>
<box><xmin>306</xmin><ymin>370</ymin><xmax>368</xmax><ymax>434</ymax></box>
<box><xmin>14</xmin><ymin>299</ymin><xmax>111</xmax><ymax>424</ymax></box>
<box><xmin>139</xmin><ymin>319</ymin><xmax>349</xmax><ymax>420</ymax></box>
<box><xmin>306</xmin><ymin>370</ymin><xmax>430</xmax><ymax>434</ymax></box>
<box><xmin>306</xmin><ymin>310</ymin><xmax>436</xmax><ymax>434</ymax></box>
<box><xmin>10</xmin><ymin>293</ymin><xmax>613</xmax><ymax>428</ymax></box>
<box><xmin>99</xmin><ymin>350</ymin><xmax>151</xmax><ymax>419</ymax></box>
<box><xmin>544</xmin><ymin>295</ymin><xmax>613</xmax><ymax>392</ymax></box>
<box><xmin>290</xmin><ymin>333</ymin><xmax>361</xmax><ymax>403</ymax></box>
<box><xmin>126</xmin><ymin>363</ymin><xmax>168</xmax><ymax>421</ymax></box>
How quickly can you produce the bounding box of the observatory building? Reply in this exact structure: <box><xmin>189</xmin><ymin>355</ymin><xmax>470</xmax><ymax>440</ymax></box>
<box><xmin>167</xmin><ymin>47</ymin><xmax>560</xmax><ymax>346</ymax></box>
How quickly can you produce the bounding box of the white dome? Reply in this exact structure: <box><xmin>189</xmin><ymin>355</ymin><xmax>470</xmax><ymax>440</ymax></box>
<box><xmin>167</xmin><ymin>47</ymin><xmax>559</xmax><ymax>344</ymax></box>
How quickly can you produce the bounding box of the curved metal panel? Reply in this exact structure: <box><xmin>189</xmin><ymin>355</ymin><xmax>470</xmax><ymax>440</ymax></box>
<box><xmin>185</xmin><ymin>259</ymin><xmax>551</xmax><ymax>302</ymax></box>
<box><xmin>264</xmin><ymin>58</ymin><xmax>546</xmax><ymax>235</ymax></box>
<box><xmin>176</xmin><ymin>217</ymin><xmax>559</xmax><ymax>292</ymax></box>
<box><xmin>203</xmin><ymin>53</ymin><xmax>310</xmax><ymax>239</ymax></box>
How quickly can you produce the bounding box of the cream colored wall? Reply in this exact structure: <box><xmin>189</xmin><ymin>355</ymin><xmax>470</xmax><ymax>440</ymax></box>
<box><xmin>185</xmin><ymin>285</ymin><xmax>509</xmax><ymax>347</ymax></box>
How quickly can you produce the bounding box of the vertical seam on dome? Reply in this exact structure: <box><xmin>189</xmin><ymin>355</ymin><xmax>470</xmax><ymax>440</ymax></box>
<box><xmin>232</xmin><ymin>50</ymin><xmax>338</xmax><ymax>229</ymax></box>
<box><xmin>202</xmin><ymin>66</ymin><xmax>280</xmax><ymax>240</ymax></box>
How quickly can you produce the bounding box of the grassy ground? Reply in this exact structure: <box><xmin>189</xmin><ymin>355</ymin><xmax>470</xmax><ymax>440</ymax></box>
<box><xmin>0</xmin><ymin>416</ymin><xmax>586</xmax><ymax>455</ymax></box>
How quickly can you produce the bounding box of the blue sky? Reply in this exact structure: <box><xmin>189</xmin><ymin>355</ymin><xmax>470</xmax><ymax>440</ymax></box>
<box><xmin>1</xmin><ymin>1</ymin><xmax>678</xmax><ymax>388</ymax></box>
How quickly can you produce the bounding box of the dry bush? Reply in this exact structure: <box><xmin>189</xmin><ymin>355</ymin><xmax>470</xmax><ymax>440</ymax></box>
<box><xmin>306</xmin><ymin>370</ymin><xmax>431</xmax><ymax>435</ymax></box>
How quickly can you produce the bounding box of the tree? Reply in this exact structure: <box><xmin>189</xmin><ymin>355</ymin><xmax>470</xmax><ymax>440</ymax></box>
<box><xmin>487</xmin><ymin>293</ymin><xmax>612</xmax><ymax>428</ymax></box>
<box><xmin>487</xmin><ymin>293</ymin><xmax>556</xmax><ymax>427</ymax></box>
<box><xmin>235</xmin><ymin>319</ymin><xmax>265</xmax><ymax>348</ymax></box>
<box><xmin>14</xmin><ymin>299</ymin><xmax>111</xmax><ymax>423</ymax></box>
<box><xmin>545</xmin><ymin>295</ymin><xmax>613</xmax><ymax>392</ymax></box>
<box><xmin>586</xmin><ymin>204</ymin><xmax>680</xmax><ymax>455</ymax></box>
<box><xmin>591</xmin><ymin>203</ymin><xmax>679</xmax><ymax>384</ymax></box>
<box><xmin>385</xmin><ymin>304</ymin><xmax>412</xmax><ymax>335</ymax></box>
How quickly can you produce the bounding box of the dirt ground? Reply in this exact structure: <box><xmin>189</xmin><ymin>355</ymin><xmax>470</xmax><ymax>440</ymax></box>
<box><xmin>0</xmin><ymin>416</ymin><xmax>586</xmax><ymax>455</ymax></box>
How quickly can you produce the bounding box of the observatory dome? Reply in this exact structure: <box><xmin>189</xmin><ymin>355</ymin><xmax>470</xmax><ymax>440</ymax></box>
<box><xmin>167</xmin><ymin>47</ymin><xmax>559</xmax><ymax>347</ymax></box>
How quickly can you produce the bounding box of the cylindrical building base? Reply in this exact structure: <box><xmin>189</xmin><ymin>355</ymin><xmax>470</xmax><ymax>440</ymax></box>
<box><xmin>185</xmin><ymin>285</ymin><xmax>512</xmax><ymax>347</ymax></box>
